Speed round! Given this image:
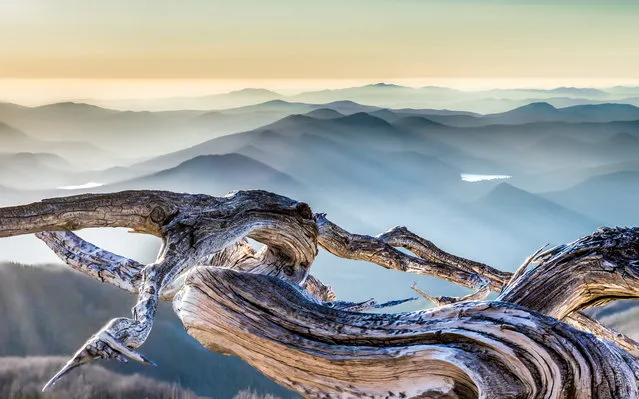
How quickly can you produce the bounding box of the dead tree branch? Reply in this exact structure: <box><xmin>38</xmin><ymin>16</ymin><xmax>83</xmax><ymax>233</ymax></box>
<box><xmin>1</xmin><ymin>190</ymin><xmax>638</xmax><ymax>398</ymax></box>
<box><xmin>174</xmin><ymin>267</ymin><xmax>639</xmax><ymax>399</ymax></box>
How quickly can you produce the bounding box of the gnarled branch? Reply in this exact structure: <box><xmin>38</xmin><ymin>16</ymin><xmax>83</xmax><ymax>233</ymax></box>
<box><xmin>1</xmin><ymin>190</ymin><xmax>319</xmax><ymax>390</ymax></box>
<box><xmin>316</xmin><ymin>214</ymin><xmax>639</xmax><ymax>357</ymax></box>
<box><xmin>2</xmin><ymin>190</ymin><xmax>639</xmax><ymax>397</ymax></box>
<box><xmin>315</xmin><ymin>213</ymin><xmax>496</xmax><ymax>291</ymax></box>
<box><xmin>36</xmin><ymin>231</ymin><xmax>144</xmax><ymax>293</ymax></box>
<box><xmin>174</xmin><ymin>267</ymin><xmax>639</xmax><ymax>399</ymax></box>
<box><xmin>498</xmin><ymin>227</ymin><xmax>639</xmax><ymax>319</ymax></box>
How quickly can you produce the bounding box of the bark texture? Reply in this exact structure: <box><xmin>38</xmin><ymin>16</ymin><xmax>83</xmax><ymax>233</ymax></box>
<box><xmin>175</xmin><ymin>267</ymin><xmax>639</xmax><ymax>399</ymax></box>
<box><xmin>1</xmin><ymin>190</ymin><xmax>638</xmax><ymax>398</ymax></box>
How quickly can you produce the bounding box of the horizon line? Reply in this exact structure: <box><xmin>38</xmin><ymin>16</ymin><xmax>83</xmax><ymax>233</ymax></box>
<box><xmin>3</xmin><ymin>77</ymin><xmax>639</xmax><ymax>106</ymax></box>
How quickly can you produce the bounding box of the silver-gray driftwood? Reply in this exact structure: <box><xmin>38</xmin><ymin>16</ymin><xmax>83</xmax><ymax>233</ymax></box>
<box><xmin>1</xmin><ymin>190</ymin><xmax>638</xmax><ymax>398</ymax></box>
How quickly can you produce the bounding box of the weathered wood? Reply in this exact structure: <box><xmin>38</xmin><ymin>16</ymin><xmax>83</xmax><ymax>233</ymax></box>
<box><xmin>0</xmin><ymin>190</ymin><xmax>318</xmax><ymax>390</ymax></box>
<box><xmin>565</xmin><ymin>312</ymin><xmax>639</xmax><ymax>359</ymax></box>
<box><xmin>36</xmin><ymin>231</ymin><xmax>144</xmax><ymax>293</ymax></box>
<box><xmin>376</xmin><ymin>224</ymin><xmax>510</xmax><ymax>290</ymax></box>
<box><xmin>302</xmin><ymin>275</ymin><xmax>336</xmax><ymax>302</ymax></box>
<box><xmin>175</xmin><ymin>267</ymin><xmax>639</xmax><ymax>399</ymax></box>
<box><xmin>411</xmin><ymin>280</ymin><xmax>490</xmax><ymax>306</ymax></box>
<box><xmin>0</xmin><ymin>191</ymin><xmax>181</xmax><ymax>237</ymax></box>
<box><xmin>499</xmin><ymin>227</ymin><xmax>639</xmax><ymax>319</ymax></box>
<box><xmin>316</xmin><ymin>214</ymin><xmax>639</xmax><ymax>357</ymax></box>
<box><xmin>315</xmin><ymin>213</ymin><xmax>501</xmax><ymax>291</ymax></box>
<box><xmin>1</xmin><ymin>190</ymin><xmax>638</xmax><ymax>397</ymax></box>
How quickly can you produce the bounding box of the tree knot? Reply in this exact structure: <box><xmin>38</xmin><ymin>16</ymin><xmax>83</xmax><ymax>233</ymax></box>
<box><xmin>295</xmin><ymin>202</ymin><xmax>313</xmax><ymax>220</ymax></box>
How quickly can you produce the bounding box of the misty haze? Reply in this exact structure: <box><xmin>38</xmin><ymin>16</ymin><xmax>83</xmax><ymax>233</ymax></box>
<box><xmin>2</xmin><ymin>1</ymin><xmax>639</xmax><ymax>398</ymax></box>
<box><xmin>1</xmin><ymin>81</ymin><xmax>639</xmax><ymax>398</ymax></box>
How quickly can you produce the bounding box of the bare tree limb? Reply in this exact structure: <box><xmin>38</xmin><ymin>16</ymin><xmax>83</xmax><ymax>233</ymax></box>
<box><xmin>302</xmin><ymin>275</ymin><xmax>336</xmax><ymax>302</ymax></box>
<box><xmin>38</xmin><ymin>230</ymin><xmax>334</xmax><ymax>305</ymax></box>
<box><xmin>2</xmin><ymin>190</ymin><xmax>639</xmax><ymax>397</ymax></box>
<box><xmin>326</xmin><ymin>296</ymin><xmax>418</xmax><ymax>311</ymax></box>
<box><xmin>0</xmin><ymin>191</ymin><xmax>180</xmax><ymax>237</ymax></box>
<box><xmin>505</xmin><ymin>242</ymin><xmax>549</xmax><ymax>289</ymax></box>
<box><xmin>316</xmin><ymin>215</ymin><xmax>639</xmax><ymax>358</ymax></box>
<box><xmin>0</xmin><ymin>190</ymin><xmax>318</xmax><ymax>390</ymax></box>
<box><xmin>410</xmin><ymin>279</ymin><xmax>490</xmax><ymax>306</ymax></box>
<box><xmin>498</xmin><ymin>227</ymin><xmax>639</xmax><ymax>319</ymax></box>
<box><xmin>36</xmin><ymin>231</ymin><xmax>144</xmax><ymax>293</ymax></box>
<box><xmin>315</xmin><ymin>213</ymin><xmax>494</xmax><ymax>292</ymax></box>
<box><xmin>175</xmin><ymin>267</ymin><xmax>639</xmax><ymax>399</ymax></box>
<box><xmin>377</xmin><ymin>225</ymin><xmax>510</xmax><ymax>290</ymax></box>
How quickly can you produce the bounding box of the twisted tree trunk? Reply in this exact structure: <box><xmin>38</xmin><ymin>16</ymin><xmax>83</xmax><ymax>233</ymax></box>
<box><xmin>175</xmin><ymin>268</ymin><xmax>639</xmax><ymax>399</ymax></box>
<box><xmin>1</xmin><ymin>190</ymin><xmax>638</xmax><ymax>398</ymax></box>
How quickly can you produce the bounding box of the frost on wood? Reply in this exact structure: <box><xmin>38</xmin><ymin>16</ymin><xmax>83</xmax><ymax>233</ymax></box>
<box><xmin>1</xmin><ymin>190</ymin><xmax>639</xmax><ymax>398</ymax></box>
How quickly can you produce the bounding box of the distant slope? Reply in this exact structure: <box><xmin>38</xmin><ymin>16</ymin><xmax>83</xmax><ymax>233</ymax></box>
<box><xmin>393</xmin><ymin>116</ymin><xmax>446</xmax><ymax>130</ymax></box>
<box><xmin>557</xmin><ymin>103</ymin><xmax>639</xmax><ymax>122</ymax></box>
<box><xmin>1</xmin><ymin>152</ymin><xmax>72</xmax><ymax>170</ymax></box>
<box><xmin>221</xmin><ymin>99</ymin><xmax>382</xmax><ymax>116</ymax></box>
<box><xmin>134</xmin><ymin>109</ymin><xmax>490</xmax><ymax>175</ymax></box>
<box><xmin>304</xmin><ymin>108</ymin><xmax>344</xmax><ymax>119</ymax></box>
<box><xmin>482</xmin><ymin>102</ymin><xmax>639</xmax><ymax>125</ymax></box>
<box><xmin>484</xmin><ymin>102</ymin><xmax>560</xmax><ymax>124</ymax></box>
<box><xmin>84</xmin><ymin>88</ymin><xmax>283</xmax><ymax>111</ymax></box>
<box><xmin>0</xmin><ymin>102</ymin><xmax>210</xmax><ymax>159</ymax></box>
<box><xmin>0</xmin><ymin>100</ymin><xmax>383</xmax><ymax>160</ymax></box>
<box><xmin>0</xmin><ymin>121</ymin><xmax>38</xmax><ymax>149</ymax></box>
<box><xmin>473</xmin><ymin>183</ymin><xmax>601</xmax><ymax>244</ymax></box>
<box><xmin>73</xmin><ymin>83</ymin><xmax>639</xmax><ymax>113</ymax></box>
<box><xmin>107</xmin><ymin>154</ymin><xmax>303</xmax><ymax>198</ymax></box>
<box><xmin>543</xmin><ymin>171</ymin><xmax>639</xmax><ymax>226</ymax></box>
<box><xmin>527</xmin><ymin>131</ymin><xmax>639</xmax><ymax>167</ymax></box>
<box><xmin>0</xmin><ymin>153</ymin><xmax>78</xmax><ymax>190</ymax></box>
<box><xmin>0</xmin><ymin>121</ymin><xmax>115</xmax><ymax>169</ymax></box>
<box><xmin>513</xmin><ymin>158</ymin><xmax>639</xmax><ymax>193</ymax></box>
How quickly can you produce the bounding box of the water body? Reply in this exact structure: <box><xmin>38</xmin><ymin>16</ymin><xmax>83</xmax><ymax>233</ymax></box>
<box><xmin>57</xmin><ymin>182</ymin><xmax>104</xmax><ymax>190</ymax></box>
<box><xmin>461</xmin><ymin>173</ymin><xmax>511</xmax><ymax>183</ymax></box>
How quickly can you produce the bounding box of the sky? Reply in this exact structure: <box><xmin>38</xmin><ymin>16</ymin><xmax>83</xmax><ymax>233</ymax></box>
<box><xmin>1</xmin><ymin>0</ymin><xmax>639</xmax><ymax>101</ymax></box>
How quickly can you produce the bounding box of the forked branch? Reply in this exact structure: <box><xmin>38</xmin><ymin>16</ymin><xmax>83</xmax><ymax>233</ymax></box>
<box><xmin>1</xmin><ymin>190</ymin><xmax>638</xmax><ymax>398</ymax></box>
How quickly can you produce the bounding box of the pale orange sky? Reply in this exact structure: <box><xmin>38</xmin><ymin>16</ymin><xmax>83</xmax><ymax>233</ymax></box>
<box><xmin>1</xmin><ymin>0</ymin><xmax>639</xmax><ymax>81</ymax></box>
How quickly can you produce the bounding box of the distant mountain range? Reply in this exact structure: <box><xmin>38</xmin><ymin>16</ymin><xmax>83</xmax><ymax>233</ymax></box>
<box><xmin>0</xmin><ymin>120</ymin><xmax>116</xmax><ymax>170</ymax></box>
<box><xmin>3</xmin><ymin>96</ymin><xmax>639</xmax><ymax>166</ymax></box>
<box><xmin>109</xmin><ymin>154</ymin><xmax>304</xmax><ymax>199</ymax></box>
<box><xmin>1</xmin><ymin>87</ymin><xmax>639</xmax><ymax>398</ymax></box>
<box><xmin>55</xmin><ymin>83</ymin><xmax>639</xmax><ymax>113</ymax></box>
<box><xmin>474</xmin><ymin>182</ymin><xmax>601</xmax><ymax>244</ymax></box>
<box><xmin>3</xmin><ymin>95</ymin><xmax>636</xmax><ymax>201</ymax></box>
<box><xmin>482</xmin><ymin>102</ymin><xmax>639</xmax><ymax>125</ymax></box>
<box><xmin>543</xmin><ymin>171</ymin><xmax>639</xmax><ymax>226</ymax></box>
